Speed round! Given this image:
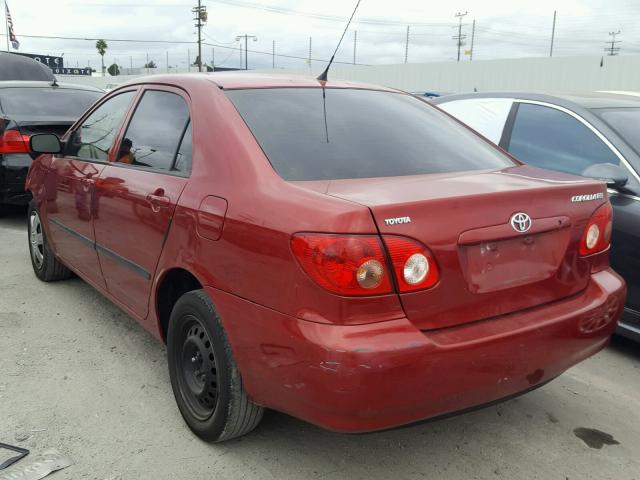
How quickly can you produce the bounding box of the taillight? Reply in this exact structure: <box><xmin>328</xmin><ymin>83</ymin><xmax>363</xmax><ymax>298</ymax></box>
<box><xmin>383</xmin><ymin>236</ymin><xmax>440</xmax><ymax>292</ymax></box>
<box><xmin>291</xmin><ymin>234</ymin><xmax>393</xmax><ymax>296</ymax></box>
<box><xmin>579</xmin><ymin>202</ymin><xmax>613</xmax><ymax>256</ymax></box>
<box><xmin>0</xmin><ymin>129</ymin><xmax>30</xmax><ymax>154</ymax></box>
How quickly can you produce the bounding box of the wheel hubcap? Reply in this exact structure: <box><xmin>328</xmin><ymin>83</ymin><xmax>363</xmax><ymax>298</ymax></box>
<box><xmin>29</xmin><ymin>211</ymin><xmax>44</xmax><ymax>269</ymax></box>
<box><xmin>177</xmin><ymin>316</ymin><xmax>218</xmax><ymax>420</ymax></box>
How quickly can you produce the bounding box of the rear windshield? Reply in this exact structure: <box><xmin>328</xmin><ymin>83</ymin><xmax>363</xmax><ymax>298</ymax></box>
<box><xmin>0</xmin><ymin>87</ymin><xmax>102</xmax><ymax>117</ymax></box>
<box><xmin>226</xmin><ymin>88</ymin><xmax>514</xmax><ymax>181</ymax></box>
<box><xmin>594</xmin><ymin>108</ymin><xmax>640</xmax><ymax>169</ymax></box>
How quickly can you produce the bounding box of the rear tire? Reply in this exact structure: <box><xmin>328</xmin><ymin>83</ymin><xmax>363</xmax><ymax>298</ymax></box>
<box><xmin>167</xmin><ymin>290</ymin><xmax>264</xmax><ymax>442</ymax></box>
<box><xmin>28</xmin><ymin>200</ymin><xmax>72</xmax><ymax>282</ymax></box>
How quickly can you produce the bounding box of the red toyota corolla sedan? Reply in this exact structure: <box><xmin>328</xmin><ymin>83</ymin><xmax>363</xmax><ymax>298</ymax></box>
<box><xmin>25</xmin><ymin>73</ymin><xmax>625</xmax><ymax>442</ymax></box>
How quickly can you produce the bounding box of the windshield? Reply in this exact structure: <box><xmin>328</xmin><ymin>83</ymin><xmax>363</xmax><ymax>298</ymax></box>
<box><xmin>226</xmin><ymin>88</ymin><xmax>514</xmax><ymax>181</ymax></box>
<box><xmin>594</xmin><ymin>107</ymin><xmax>640</xmax><ymax>170</ymax></box>
<box><xmin>0</xmin><ymin>87</ymin><xmax>102</xmax><ymax>118</ymax></box>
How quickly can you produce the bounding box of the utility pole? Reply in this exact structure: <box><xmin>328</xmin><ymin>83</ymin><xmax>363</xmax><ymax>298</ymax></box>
<box><xmin>166</xmin><ymin>51</ymin><xmax>169</xmax><ymax>73</ymax></box>
<box><xmin>188</xmin><ymin>49</ymin><xmax>191</xmax><ymax>72</ymax></box>
<box><xmin>308</xmin><ymin>36</ymin><xmax>312</xmax><ymax>69</ymax></box>
<box><xmin>470</xmin><ymin>19</ymin><xmax>476</xmax><ymax>61</ymax></box>
<box><xmin>146</xmin><ymin>52</ymin><xmax>149</xmax><ymax>73</ymax></box>
<box><xmin>353</xmin><ymin>30</ymin><xmax>357</xmax><ymax>64</ymax></box>
<box><xmin>272</xmin><ymin>40</ymin><xmax>275</xmax><ymax>68</ymax></box>
<box><xmin>550</xmin><ymin>10</ymin><xmax>557</xmax><ymax>57</ymax></box>
<box><xmin>236</xmin><ymin>34</ymin><xmax>257</xmax><ymax>70</ymax></box>
<box><xmin>404</xmin><ymin>25</ymin><xmax>410</xmax><ymax>63</ymax></box>
<box><xmin>192</xmin><ymin>0</ymin><xmax>207</xmax><ymax>72</ymax></box>
<box><xmin>453</xmin><ymin>11</ymin><xmax>468</xmax><ymax>62</ymax></box>
<box><xmin>606</xmin><ymin>30</ymin><xmax>621</xmax><ymax>56</ymax></box>
<box><xmin>130</xmin><ymin>56</ymin><xmax>133</xmax><ymax>69</ymax></box>
<box><xmin>212</xmin><ymin>47</ymin><xmax>215</xmax><ymax>71</ymax></box>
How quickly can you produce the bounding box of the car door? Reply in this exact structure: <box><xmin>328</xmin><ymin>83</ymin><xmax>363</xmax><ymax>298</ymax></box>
<box><xmin>44</xmin><ymin>90</ymin><xmax>137</xmax><ymax>289</ymax></box>
<box><xmin>93</xmin><ymin>87</ymin><xmax>192</xmax><ymax>318</ymax></box>
<box><xmin>503</xmin><ymin>101</ymin><xmax>640</xmax><ymax>314</ymax></box>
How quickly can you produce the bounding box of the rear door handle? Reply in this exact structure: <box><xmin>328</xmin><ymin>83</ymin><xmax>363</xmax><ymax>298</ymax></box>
<box><xmin>146</xmin><ymin>189</ymin><xmax>171</xmax><ymax>211</ymax></box>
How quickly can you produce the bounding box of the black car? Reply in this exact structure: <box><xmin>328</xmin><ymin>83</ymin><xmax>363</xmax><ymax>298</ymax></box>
<box><xmin>0</xmin><ymin>81</ymin><xmax>103</xmax><ymax>213</ymax></box>
<box><xmin>432</xmin><ymin>91</ymin><xmax>640</xmax><ymax>342</ymax></box>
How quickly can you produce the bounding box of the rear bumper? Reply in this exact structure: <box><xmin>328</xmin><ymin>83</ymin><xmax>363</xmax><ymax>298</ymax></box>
<box><xmin>208</xmin><ymin>268</ymin><xmax>625</xmax><ymax>433</ymax></box>
<box><xmin>0</xmin><ymin>155</ymin><xmax>32</xmax><ymax>206</ymax></box>
<box><xmin>617</xmin><ymin>308</ymin><xmax>640</xmax><ymax>342</ymax></box>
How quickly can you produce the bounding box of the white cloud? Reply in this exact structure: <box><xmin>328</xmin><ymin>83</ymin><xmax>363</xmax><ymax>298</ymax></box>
<box><xmin>4</xmin><ymin>0</ymin><xmax>640</xmax><ymax>71</ymax></box>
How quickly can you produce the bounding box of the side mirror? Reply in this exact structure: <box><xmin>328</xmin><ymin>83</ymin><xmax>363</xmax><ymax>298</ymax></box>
<box><xmin>29</xmin><ymin>134</ymin><xmax>62</xmax><ymax>154</ymax></box>
<box><xmin>582</xmin><ymin>163</ymin><xmax>628</xmax><ymax>190</ymax></box>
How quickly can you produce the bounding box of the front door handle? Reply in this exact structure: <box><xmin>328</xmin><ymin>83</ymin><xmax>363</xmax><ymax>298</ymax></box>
<box><xmin>146</xmin><ymin>188</ymin><xmax>170</xmax><ymax>211</ymax></box>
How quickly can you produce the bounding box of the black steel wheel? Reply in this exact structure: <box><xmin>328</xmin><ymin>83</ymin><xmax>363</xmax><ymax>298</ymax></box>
<box><xmin>167</xmin><ymin>290</ymin><xmax>264</xmax><ymax>442</ymax></box>
<box><xmin>175</xmin><ymin>315</ymin><xmax>219</xmax><ymax>421</ymax></box>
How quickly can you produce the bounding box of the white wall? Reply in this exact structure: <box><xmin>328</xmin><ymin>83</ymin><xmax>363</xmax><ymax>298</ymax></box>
<box><xmin>254</xmin><ymin>55</ymin><xmax>640</xmax><ymax>93</ymax></box>
<box><xmin>58</xmin><ymin>55</ymin><xmax>640</xmax><ymax>94</ymax></box>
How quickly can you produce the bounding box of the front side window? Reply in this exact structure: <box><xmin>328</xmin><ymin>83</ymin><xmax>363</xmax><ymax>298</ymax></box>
<box><xmin>115</xmin><ymin>90</ymin><xmax>190</xmax><ymax>171</ymax></box>
<box><xmin>65</xmin><ymin>91</ymin><xmax>135</xmax><ymax>160</ymax></box>
<box><xmin>226</xmin><ymin>88</ymin><xmax>514</xmax><ymax>181</ymax></box>
<box><xmin>508</xmin><ymin>103</ymin><xmax>620</xmax><ymax>176</ymax></box>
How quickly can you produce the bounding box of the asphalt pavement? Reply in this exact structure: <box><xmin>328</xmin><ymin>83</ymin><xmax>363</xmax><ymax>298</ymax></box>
<box><xmin>1</xmin><ymin>208</ymin><xmax>639</xmax><ymax>480</ymax></box>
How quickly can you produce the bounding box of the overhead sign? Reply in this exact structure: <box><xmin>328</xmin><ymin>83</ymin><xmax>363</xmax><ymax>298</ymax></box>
<box><xmin>14</xmin><ymin>52</ymin><xmax>64</xmax><ymax>68</ymax></box>
<box><xmin>52</xmin><ymin>67</ymin><xmax>92</xmax><ymax>76</ymax></box>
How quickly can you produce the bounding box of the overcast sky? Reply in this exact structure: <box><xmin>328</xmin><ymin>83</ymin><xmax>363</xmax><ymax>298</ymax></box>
<box><xmin>3</xmin><ymin>0</ymin><xmax>640</xmax><ymax>71</ymax></box>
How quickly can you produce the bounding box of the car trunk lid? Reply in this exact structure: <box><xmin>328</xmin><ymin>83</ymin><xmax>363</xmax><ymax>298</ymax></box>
<box><xmin>297</xmin><ymin>165</ymin><xmax>609</xmax><ymax>331</ymax></box>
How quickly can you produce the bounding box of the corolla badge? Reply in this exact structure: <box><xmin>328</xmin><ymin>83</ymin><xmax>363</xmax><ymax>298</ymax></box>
<box><xmin>510</xmin><ymin>212</ymin><xmax>532</xmax><ymax>233</ymax></box>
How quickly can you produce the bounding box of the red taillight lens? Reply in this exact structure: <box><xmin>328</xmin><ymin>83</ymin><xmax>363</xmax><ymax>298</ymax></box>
<box><xmin>383</xmin><ymin>236</ymin><xmax>440</xmax><ymax>292</ymax></box>
<box><xmin>579</xmin><ymin>202</ymin><xmax>613</xmax><ymax>256</ymax></box>
<box><xmin>0</xmin><ymin>129</ymin><xmax>30</xmax><ymax>154</ymax></box>
<box><xmin>291</xmin><ymin>234</ymin><xmax>393</xmax><ymax>296</ymax></box>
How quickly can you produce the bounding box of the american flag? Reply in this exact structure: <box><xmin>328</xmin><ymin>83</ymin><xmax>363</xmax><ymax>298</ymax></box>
<box><xmin>5</xmin><ymin>1</ymin><xmax>19</xmax><ymax>50</ymax></box>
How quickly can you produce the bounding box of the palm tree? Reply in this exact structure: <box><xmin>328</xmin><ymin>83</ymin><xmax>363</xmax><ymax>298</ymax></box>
<box><xmin>96</xmin><ymin>39</ymin><xmax>108</xmax><ymax>77</ymax></box>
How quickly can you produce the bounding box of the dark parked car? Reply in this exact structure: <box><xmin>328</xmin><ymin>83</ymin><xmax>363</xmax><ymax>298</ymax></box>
<box><xmin>25</xmin><ymin>74</ymin><xmax>624</xmax><ymax>441</ymax></box>
<box><xmin>432</xmin><ymin>92</ymin><xmax>640</xmax><ymax>341</ymax></box>
<box><xmin>0</xmin><ymin>81</ymin><xmax>103</xmax><ymax>213</ymax></box>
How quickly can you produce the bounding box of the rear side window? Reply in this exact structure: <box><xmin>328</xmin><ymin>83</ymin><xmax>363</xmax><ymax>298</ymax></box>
<box><xmin>0</xmin><ymin>87</ymin><xmax>101</xmax><ymax>117</ymax></box>
<box><xmin>594</xmin><ymin>108</ymin><xmax>640</xmax><ymax>170</ymax></box>
<box><xmin>65</xmin><ymin>91</ymin><xmax>135</xmax><ymax>160</ymax></box>
<box><xmin>508</xmin><ymin>103</ymin><xmax>620</xmax><ymax>175</ymax></box>
<box><xmin>115</xmin><ymin>90</ymin><xmax>190</xmax><ymax>171</ymax></box>
<box><xmin>225</xmin><ymin>88</ymin><xmax>514</xmax><ymax>181</ymax></box>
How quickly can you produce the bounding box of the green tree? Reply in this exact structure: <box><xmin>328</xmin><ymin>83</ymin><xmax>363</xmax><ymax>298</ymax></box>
<box><xmin>107</xmin><ymin>63</ymin><xmax>120</xmax><ymax>76</ymax></box>
<box><xmin>144</xmin><ymin>60</ymin><xmax>156</xmax><ymax>69</ymax></box>
<box><xmin>96</xmin><ymin>39</ymin><xmax>108</xmax><ymax>77</ymax></box>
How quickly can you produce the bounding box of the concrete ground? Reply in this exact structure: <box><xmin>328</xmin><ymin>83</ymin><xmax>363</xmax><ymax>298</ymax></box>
<box><xmin>1</xmin><ymin>209</ymin><xmax>639</xmax><ymax>480</ymax></box>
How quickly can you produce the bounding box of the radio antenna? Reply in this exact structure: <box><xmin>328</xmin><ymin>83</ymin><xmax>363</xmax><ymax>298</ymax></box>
<box><xmin>317</xmin><ymin>0</ymin><xmax>362</xmax><ymax>81</ymax></box>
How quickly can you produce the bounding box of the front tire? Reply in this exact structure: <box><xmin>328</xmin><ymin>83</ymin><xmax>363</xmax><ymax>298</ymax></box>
<box><xmin>27</xmin><ymin>201</ymin><xmax>72</xmax><ymax>282</ymax></box>
<box><xmin>167</xmin><ymin>290</ymin><xmax>264</xmax><ymax>442</ymax></box>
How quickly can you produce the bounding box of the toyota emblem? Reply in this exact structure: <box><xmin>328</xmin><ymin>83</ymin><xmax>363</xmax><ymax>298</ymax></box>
<box><xmin>510</xmin><ymin>212</ymin><xmax>532</xmax><ymax>233</ymax></box>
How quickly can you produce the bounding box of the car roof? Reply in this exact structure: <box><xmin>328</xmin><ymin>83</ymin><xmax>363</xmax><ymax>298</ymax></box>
<box><xmin>433</xmin><ymin>91</ymin><xmax>640</xmax><ymax>109</ymax></box>
<box><xmin>0</xmin><ymin>80</ymin><xmax>104</xmax><ymax>93</ymax></box>
<box><xmin>119</xmin><ymin>72</ymin><xmax>399</xmax><ymax>93</ymax></box>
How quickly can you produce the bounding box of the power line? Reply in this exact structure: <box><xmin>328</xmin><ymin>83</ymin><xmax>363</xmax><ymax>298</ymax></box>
<box><xmin>8</xmin><ymin>33</ymin><xmax>371</xmax><ymax>66</ymax></box>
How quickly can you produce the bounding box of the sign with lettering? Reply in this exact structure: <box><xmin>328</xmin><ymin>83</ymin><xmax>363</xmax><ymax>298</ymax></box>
<box><xmin>14</xmin><ymin>52</ymin><xmax>64</xmax><ymax>68</ymax></box>
<box><xmin>52</xmin><ymin>67</ymin><xmax>92</xmax><ymax>76</ymax></box>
